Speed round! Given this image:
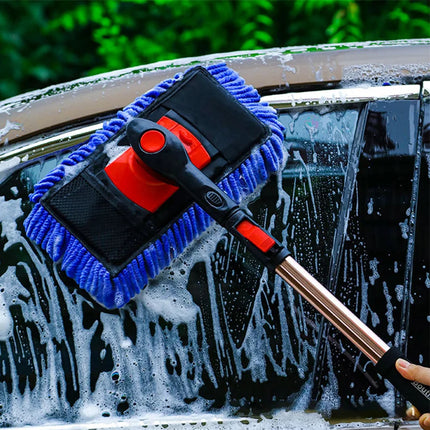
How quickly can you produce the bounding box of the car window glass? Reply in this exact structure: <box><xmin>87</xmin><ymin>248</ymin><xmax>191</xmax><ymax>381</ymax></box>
<box><xmin>0</xmin><ymin>94</ymin><xmax>426</xmax><ymax>425</ymax></box>
<box><xmin>406</xmin><ymin>88</ymin><xmax>430</xmax><ymax>376</ymax></box>
<box><xmin>310</xmin><ymin>99</ymin><xmax>424</xmax><ymax>417</ymax></box>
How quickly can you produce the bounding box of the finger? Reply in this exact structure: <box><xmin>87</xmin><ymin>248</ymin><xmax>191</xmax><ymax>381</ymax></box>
<box><xmin>396</xmin><ymin>359</ymin><xmax>430</xmax><ymax>386</ymax></box>
<box><xmin>406</xmin><ymin>405</ymin><xmax>420</xmax><ymax>420</ymax></box>
<box><xmin>419</xmin><ymin>413</ymin><xmax>430</xmax><ymax>430</ymax></box>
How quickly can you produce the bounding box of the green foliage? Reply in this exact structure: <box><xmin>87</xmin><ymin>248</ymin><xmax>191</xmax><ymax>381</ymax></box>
<box><xmin>326</xmin><ymin>2</ymin><xmax>363</xmax><ymax>43</ymax></box>
<box><xmin>47</xmin><ymin>0</ymin><xmax>275</xmax><ymax>74</ymax></box>
<box><xmin>387</xmin><ymin>0</ymin><xmax>430</xmax><ymax>38</ymax></box>
<box><xmin>0</xmin><ymin>0</ymin><xmax>429</xmax><ymax>100</ymax></box>
<box><xmin>0</xmin><ymin>0</ymin><xmax>96</xmax><ymax>99</ymax></box>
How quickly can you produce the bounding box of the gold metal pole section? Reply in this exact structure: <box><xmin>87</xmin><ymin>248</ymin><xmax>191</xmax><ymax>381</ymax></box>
<box><xmin>276</xmin><ymin>256</ymin><xmax>389</xmax><ymax>364</ymax></box>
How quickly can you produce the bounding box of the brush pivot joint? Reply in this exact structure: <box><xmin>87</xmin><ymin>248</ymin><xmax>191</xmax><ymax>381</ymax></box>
<box><xmin>128</xmin><ymin>118</ymin><xmax>190</xmax><ymax>176</ymax></box>
<box><xmin>128</xmin><ymin>118</ymin><xmax>289</xmax><ymax>270</ymax></box>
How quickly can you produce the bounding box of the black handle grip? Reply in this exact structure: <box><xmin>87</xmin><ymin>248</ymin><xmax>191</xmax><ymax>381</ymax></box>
<box><xmin>127</xmin><ymin>118</ymin><xmax>289</xmax><ymax>269</ymax></box>
<box><xmin>375</xmin><ymin>347</ymin><xmax>430</xmax><ymax>413</ymax></box>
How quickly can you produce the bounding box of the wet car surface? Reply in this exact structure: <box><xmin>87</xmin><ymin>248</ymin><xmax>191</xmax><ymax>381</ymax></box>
<box><xmin>0</xmin><ymin>40</ymin><xmax>429</xmax><ymax>429</ymax></box>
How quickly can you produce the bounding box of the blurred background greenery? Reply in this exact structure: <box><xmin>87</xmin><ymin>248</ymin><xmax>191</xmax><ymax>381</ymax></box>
<box><xmin>0</xmin><ymin>0</ymin><xmax>429</xmax><ymax>100</ymax></box>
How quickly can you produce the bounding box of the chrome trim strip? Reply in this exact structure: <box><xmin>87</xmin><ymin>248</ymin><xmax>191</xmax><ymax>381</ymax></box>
<box><xmin>0</xmin><ymin>83</ymin><xmax>424</xmax><ymax>165</ymax></box>
<box><xmin>0</xmin><ymin>123</ymin><xmax>103</xmax><ymax>162</ymax></box>
<box><xmin>262</xmin><ymin>84</ymin><xmax>421</xmax><ymax>108</ymax></box>
<box><xmin>6</xmin><ymin>415</ymin><xmax>421</xmax><ymax>430</ymax></box>
<box><xmin>423</xmin><ymin>81</ymin><xmax>430</xmax><ymax>98</ymax></box>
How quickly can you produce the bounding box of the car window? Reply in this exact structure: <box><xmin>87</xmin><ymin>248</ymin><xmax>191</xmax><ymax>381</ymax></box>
<box><xmin>0</xmin><ymin>85</ymin><xmax>427</xmax><ymax>427</ymax></box>
<box><xmin>407</xmin><ymin>83</ymin><xmax>430</xmax><ymax>383</ymax></box>
<box><xmin>306</xmin><ymin>98</ymin><xmax>424</xmax><ymax>417</ymax></box>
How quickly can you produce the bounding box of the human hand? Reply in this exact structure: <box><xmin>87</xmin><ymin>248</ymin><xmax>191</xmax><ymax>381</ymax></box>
<box><xmin>395</xmin><ymin>358</ymin><xmax>430</xmax><ymax>430</ymax></box>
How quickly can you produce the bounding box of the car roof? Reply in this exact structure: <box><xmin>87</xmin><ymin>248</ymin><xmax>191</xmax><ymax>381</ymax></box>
<box><xmin>1</xmin><ymin>39</ymin><xmax>429</xmax><ymax>145</ymax></box>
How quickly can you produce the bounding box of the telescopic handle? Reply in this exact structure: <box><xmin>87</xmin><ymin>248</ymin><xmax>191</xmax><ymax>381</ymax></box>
<box><xmin>276</xmin><ymin>257</ymin><xmax>430</xmax><ymax>413</ymax></box>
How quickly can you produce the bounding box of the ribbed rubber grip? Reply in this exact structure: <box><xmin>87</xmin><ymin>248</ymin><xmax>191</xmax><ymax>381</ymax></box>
<box><xmin>375</xmin><ymin>346</ymin><xmax>430</xmax><ymax>413</ymax></box>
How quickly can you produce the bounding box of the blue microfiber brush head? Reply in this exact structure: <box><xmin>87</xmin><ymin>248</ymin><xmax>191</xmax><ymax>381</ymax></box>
<box><xmin>24</xmin><ymin>63</ymin><xmax>285</xmax><ymax>309</ymax></box>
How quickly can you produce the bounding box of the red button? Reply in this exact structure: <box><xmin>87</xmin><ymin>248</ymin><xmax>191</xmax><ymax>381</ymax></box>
<box><xmin>140</xmin><ymin>130</ymin><xmax>165</xmax><ymax>153</ymax></box>
<box><xmin>236</xmin><ymin>220</ymin><xmax>275</xmax><ymax>253</ymax></box>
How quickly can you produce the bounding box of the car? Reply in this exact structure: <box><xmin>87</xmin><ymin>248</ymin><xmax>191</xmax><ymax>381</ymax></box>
<box><xmin>0</xmin><ymin>39</ymin><xmax>429</xmax><ymax>430</ymax></box>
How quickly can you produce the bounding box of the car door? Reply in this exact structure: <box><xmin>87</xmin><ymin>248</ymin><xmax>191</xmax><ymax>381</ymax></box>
<box><xmin>0</xmin><ymin>67</ymin><xmax>428</xmax><ymax>427</ymax></box>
